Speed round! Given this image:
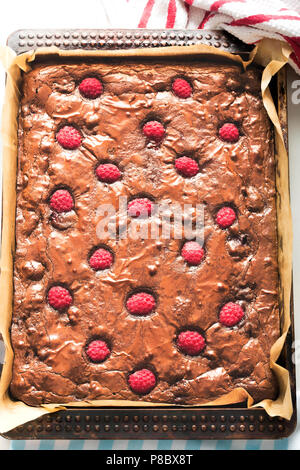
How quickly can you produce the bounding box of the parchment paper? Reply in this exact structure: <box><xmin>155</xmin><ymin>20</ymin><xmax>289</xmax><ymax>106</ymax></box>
<box><xmin>0</xmin><ymin>39</ymin><xmax>293</xmax><ymax>433</ymax></box>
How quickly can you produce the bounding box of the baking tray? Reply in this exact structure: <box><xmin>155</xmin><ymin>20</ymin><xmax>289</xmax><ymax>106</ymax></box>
<box><xmin>0</xmin><ymin>29</ymin><xmax>296</xmax><ymax>440</ymax></box>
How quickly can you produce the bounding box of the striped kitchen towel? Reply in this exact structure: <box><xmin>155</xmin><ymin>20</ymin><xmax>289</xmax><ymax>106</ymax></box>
<box><xmin>102</xmin><ymin>0</ymin><xmax>300</xmax><ymax>73</ymax></box>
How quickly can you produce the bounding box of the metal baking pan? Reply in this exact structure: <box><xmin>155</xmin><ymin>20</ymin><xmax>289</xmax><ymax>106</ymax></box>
<box><xmin>1</xmin><ymin>29</ymin><xmax>296</xmax><ymax>440</ymax></box>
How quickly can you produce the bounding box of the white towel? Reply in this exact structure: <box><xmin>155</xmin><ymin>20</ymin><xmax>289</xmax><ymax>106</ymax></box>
<box><xmin>102</xmin><ymin>0</ymin><xmax>300</xmax><ymax>73</ymax></box>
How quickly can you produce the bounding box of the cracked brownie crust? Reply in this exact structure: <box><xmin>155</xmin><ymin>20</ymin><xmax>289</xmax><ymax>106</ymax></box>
<box><xmin>10</xmin><ymin>60</ymin><xmax>280</xmax><ymax>406</ymax></box>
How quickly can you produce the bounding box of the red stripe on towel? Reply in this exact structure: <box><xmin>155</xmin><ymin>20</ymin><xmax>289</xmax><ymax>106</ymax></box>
<box><xmin>210</xmin><ymin>0</ymin><xmax>245</xmax><ymax>12</ymax></box>
<box><xmin>138</xmin><ymin>0</ymin><xmax>155</xmax><ymax>28</ymax></box>
<box><xmin>198</xmin><ymin>11</ymin><xmax>215</xmax><ymax>29</ymax></box>
<box><xmin>231</xmin><ymin>14</ymin><xmax>300</xmax><ymax>27</ymax></box>
<box><xmin>166</xmin><ymin>0</ymin><xmax>177</xmax><ymax>28</ymax></box>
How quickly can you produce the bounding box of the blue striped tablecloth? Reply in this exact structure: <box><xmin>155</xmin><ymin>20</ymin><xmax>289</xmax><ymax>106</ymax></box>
<box><xmin>9</xmin><ymin>437</ymin><xmax>290</xmax><ymax>450</ymax></box>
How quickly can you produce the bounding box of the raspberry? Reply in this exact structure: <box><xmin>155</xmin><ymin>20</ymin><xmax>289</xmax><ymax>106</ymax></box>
<box><xmin>128</xmin><ymin>369</ymin><xmax>156</xmax><ymax>395</ymax></box>
<box><xmin>219</xmin><ymin>123</ymin><xmax>239</xmax><ymax>143</ymax></box>
<box><xmin>48</xmin><ymin>286</ymin><xmax>72</xmax><ymax>311</ymax></box>
<box><xmin>219</xmin><ymin>302</ymin><xmax>244</xmax><ymax>327</ymax></box>
<box><xmin>56</xmin><ymin>126</ymin><xmax>82</xmax><ymax>150</ymax></box>
<box><xmin>128</xmin><ymin>198</ymin><xmax>153</xmax><ymax>218</ymax></box>
<box><xmin>86</xmin><ymin>339</ymin><xmax>110</xmax><ymax>363</ymax></box>
<box><xmin>216</xmin><ymin>206</ymin><xmax>236</xmax><ymax>228</ymax></box>
<box><xmin>175</xmin><ymin>156</ymin><xmax>199</xmax><ymax>177</ymax></box>
<box><xmin>96</xmin><ymin>163</ymin><xmax>121</xmax><ymax>183</ymax></box>
<box><xmin>177</xmin><ymin>330</ymin><xmax>205</xmax><ymax>356</ymax></box>
<box><xmin>50</xmin><ymin>189</ymin><xmax>74</xmax><ymax>213</ymax></box>
<box><xmin>89</xmin><ymin>248</ymin><xmax>113</xmax><ymax>270</ymax></box>
<box><xmin>126</xmin><ymin>292</ymin><xmax>156</xmax><ymax>316</ymax></box>
<box><xmin>79</xmin><ymin>77</ymin><xmax>103</xmax><ymax>99</ymax></box>
<box><xmin>172</xmin><ymin>78</ymin><xmax>192</xmax><ymax>98</ymax></box>
<box><xmin>181</xmin><ymin>241</ymin><xmax>204</xmax><ymax>266</ymax></box>
<box><xmin>143</xmin><ymin>121</ymin><xmax>165</xmax><ymax>142</ymax></box>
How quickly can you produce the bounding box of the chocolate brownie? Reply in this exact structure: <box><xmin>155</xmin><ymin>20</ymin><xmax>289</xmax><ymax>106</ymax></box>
<box><xmin>10</xmin><ymin>60</ymin><xmax>280</xmax><ymax>406</ymax></box>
